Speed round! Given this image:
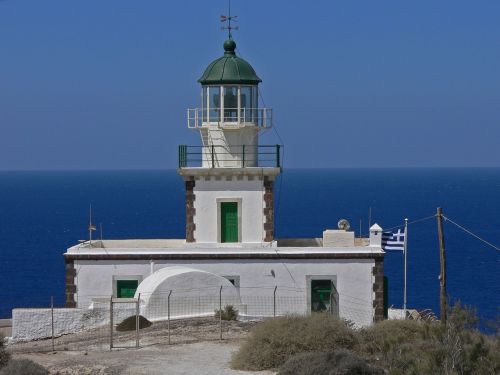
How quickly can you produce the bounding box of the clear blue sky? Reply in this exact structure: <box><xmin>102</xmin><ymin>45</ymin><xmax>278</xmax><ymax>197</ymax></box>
<box><xmin>1</xmin><ymin>0</ymin><xmax>499</xmax><ymax>169</ymax></box>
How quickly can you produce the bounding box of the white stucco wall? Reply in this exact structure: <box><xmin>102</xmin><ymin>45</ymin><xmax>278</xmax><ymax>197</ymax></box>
<box><xmin>194</xmin><ymin>178</ymin><xmax>265</xmax><ymax>243</ymax></box>
<box><xmin>202</xmin><ymin>127</ymin><xmax>259</xmax><ymax>168</ymax></box>
<box><xmin>11</xmin><ymin>303</ymin><xmax>134</xmax><ymax>342</ymax></box>
<box><xmin>73</xmin><ymin>257</ymin><xmax>376</xmax><ymax>327</ymax></box>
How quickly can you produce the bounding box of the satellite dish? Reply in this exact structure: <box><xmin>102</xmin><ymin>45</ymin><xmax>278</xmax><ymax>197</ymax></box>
<box><xmin>337</xmin><ymin>219</ymin><xmax>350</xmax><ymax>231</ymax></box>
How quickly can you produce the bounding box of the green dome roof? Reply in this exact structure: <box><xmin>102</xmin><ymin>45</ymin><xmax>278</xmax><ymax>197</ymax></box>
<box><xmin>198</xmin><ymin>39</ymin><xmax>262</xmax><ymax>85</ymax></box>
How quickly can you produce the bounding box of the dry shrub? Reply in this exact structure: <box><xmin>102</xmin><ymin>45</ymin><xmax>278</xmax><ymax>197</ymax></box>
<box><xmin>358</xmin><ymin>303</ymin><xmax>500</xmax><ymax>375</ymax></box>
<box><xmin>443</xmin><ymin>303</ymin><xmax>500</xmax><ymax>375</ymax></box>
<box><xmin>214</xmin><ymin>305</ymin><xmax>238</xmax><ymax>321</ymax></box>
<box><xmin>0</xmin><ymin>359</ymin><xmax>48</xmax><ymax>375</ymax></box>
<box><xmin>116</xmin><ymin>315</ymin><xmax>152</xmax><ymax>332</ymax></box>
<box><xmin>278</xmin><ymin>350</ymin><xmax>384</xmax><ymax>375</ymax></box>
<box><xmin>0</xmin><ymin>336</ymin><xmax>10</xmax><ymax>369</ymax></box>
<box><xmin>358</xmin><ymin>318</ymin><xmax>440</xmax><ymax>356</ymax></box>
<box><xmin>232</xmin><ymin>302</ymin><xmax>499</xmax><ymax>374</ymax></box>
<box><xmin>231</xmin><ymin>313</ymin><xmax>356</xmax><ymax>371</ymax></box>
<box><xmin>358</xmin><ymin>319</ymin><xmax>441</xmax><ymax>374</ymax></box>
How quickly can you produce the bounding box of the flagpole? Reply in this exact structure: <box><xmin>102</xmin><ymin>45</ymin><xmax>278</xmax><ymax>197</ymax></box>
<box><xmin>403</xmin><ymin>218</ymin><xmax>408</xmax><ymax>319</ymax></box>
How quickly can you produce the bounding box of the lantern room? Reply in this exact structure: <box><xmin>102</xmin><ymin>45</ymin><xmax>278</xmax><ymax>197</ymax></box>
<box><xmin>188</xmin><ymin>39</ymin><xmax>272</xmax><ymax>129</ymax></box>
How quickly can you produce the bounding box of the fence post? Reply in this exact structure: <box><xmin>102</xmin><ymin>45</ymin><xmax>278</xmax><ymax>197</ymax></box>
<box><xmin>219</xmin><ymin>286</ymin><xmax>223</xmax><ymax>341</ymax></box>
<box><xmin>273</xmin><ymin>286</ymin><xmax>277</xmax><ymax>317</ymax></box>
<box><xmin>211</xmin><ymin>145</ymin><xmax>215</xmax><ymax>168</ymax></box>
<box><xmin>330</xmin><ymin>290</ymin><xmax>333</xmax><ymax>315</ymax></box>
<box><xmin>51</xmin><ymin>296</ymin><xmax>55</xmax><ymax>352</ymax></box>
<box><xmin>109</xmin><ymin>296</ymin><xmax>113</xmax><ymax>351</ymax></box>
<box><xmin>276</xmin><ymin>145</ymin><xmax>281</xmax><ymax>168</ymax></box>
<box><xmin>168</xmin><ymin>290</ymin><xmax>172</xmax><ymax>345</ymax></box>
<box><xmin>242</xmin><ymin>145</ymin><xmax>245</xmax><ymax>167</ymax></box>
<box><xmin>136</xmin><ymin>293</ymin><xmax>140</xmax><ymax>349</ymax></box>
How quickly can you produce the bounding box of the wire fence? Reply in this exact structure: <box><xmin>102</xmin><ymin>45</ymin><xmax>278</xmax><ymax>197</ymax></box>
<box><xmin>7</xmin><ymin>286</ymin><xmax>375</xmax><ymax>354</ymax></box>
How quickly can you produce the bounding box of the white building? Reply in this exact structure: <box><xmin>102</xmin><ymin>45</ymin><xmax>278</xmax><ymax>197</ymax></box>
<box><xmin>63</xmin><ymin>36</ymin><xmax>386</xmax><ymax>327</ymax></box>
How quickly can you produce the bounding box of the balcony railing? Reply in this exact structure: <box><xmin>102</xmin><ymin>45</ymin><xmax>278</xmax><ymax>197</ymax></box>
<box><xmin>187</xmin><ymin>108</ymin><xmax>272</xmax><ymax>129</ymax></box>
<box><xmin>178</xmin><ymin>145</ymin><xmax>281</xmax><ymax>168</ymax></box>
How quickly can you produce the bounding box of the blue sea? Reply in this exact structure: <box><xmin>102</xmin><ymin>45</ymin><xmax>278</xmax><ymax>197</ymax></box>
<box><xmin>1</xmin><ymin>169</ymin><xmax>499</xmax><ymax>328</ymax></box>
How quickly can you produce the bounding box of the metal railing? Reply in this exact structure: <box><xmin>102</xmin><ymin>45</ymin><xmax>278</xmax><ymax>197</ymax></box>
<box><xmin>187</xmin><ymin>108</ymin><xmax>272</xmax><ymax>129</ymax></box>
<box><xmin>178</xmin><ymin>144</ymin><xmax>281</xmax><ymax>168</ymax></box>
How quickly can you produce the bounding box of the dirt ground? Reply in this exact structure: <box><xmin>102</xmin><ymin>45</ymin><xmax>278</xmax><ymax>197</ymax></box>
<box><xmin>13</xmin><ymin>340</ymin><xmax>275</xmax><ymax>375</ymax></box>
<box><xmin>8</xmin><ymin>319</ymin><xmax>275</xmax><ymax>374</ymax></box>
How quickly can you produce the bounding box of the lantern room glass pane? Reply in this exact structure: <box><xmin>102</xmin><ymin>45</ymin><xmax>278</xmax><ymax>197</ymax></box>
<box><xmin>209</xmin><ymin>86</ymin><xmax>220</xmax><ymax>122</ymax></box>
<box><xmin>202</xmin><ymin>87</ymin><xmax>208</xmax><ymax>122</ymax></box>
<box><xmin>223</xmin><ymin>86</ymin><xmax>238</xmax><ymax>122</ymax></box>
<box><xmin>240</xmin><ymin>86</ymin><xmax>257</xmax><ymax>123</ymax></box>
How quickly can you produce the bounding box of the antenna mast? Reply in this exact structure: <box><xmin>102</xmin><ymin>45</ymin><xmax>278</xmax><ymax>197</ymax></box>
<box><xmin>220</xmin><ymin>0</ymin><xmax>238</xmax><ymax>39</ymax></box>
<box><xmin>88</xmin><ymin>204</ymin><xmax>96</xmax><ymax>246</ymax></box>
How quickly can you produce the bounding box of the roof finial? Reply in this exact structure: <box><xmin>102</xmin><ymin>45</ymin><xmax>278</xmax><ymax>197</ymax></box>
<box><xmin>220</xmin><ymin>0</ymin><xmax>238</xmax><ymax>39</ymax></box>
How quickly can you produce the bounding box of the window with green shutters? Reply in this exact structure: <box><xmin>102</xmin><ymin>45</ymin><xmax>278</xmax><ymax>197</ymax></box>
<box><xmin>221</xmin><ymin>202</ymin><xmax>238</xmax><ymax>243</ymax></box>
<box><xmin>311</xmin><ymin>280</ymin><xmax>332</xmax><ymax>312</ymax></box>
<box><xmin>116</xmin><ymin>279</ymin><xmax>139</xmax><ymax>298</ymax></box>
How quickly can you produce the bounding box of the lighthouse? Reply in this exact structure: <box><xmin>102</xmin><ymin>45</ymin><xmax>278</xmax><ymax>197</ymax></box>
<box><xmin>59</xmin><ymin>17</ymin><xmax>386</xmax><ymax>330</ymax></box>
<box><xmin>178</xmin><ymin>36</ymin><xmax>281</xmax><ymax>244</ymax></box>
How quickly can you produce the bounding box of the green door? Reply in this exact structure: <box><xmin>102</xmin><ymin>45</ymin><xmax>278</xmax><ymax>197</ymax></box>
<box><xmin>221</xmin><ymin>202</ymin><xmax>238</xmax><ymax>243</ymax></box>
<box><xmin>311</xmin><ymin>280</ymin><xmax>332</xmax><ymax>312</ymax></box>
<box><xmin>117</xmin><ymin>280</ymin><xmax>138</xmax><ymax>298</ymax></box>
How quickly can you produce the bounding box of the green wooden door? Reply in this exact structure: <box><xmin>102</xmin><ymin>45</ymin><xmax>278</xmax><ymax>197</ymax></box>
<box><xmin>221</xmin><ymin>202</ymin><xmax>238</xmax><ymax>243</ymax></box>
<box><xmin>311</xmin><ymin>280</ymin><xmax>332</xmax><ymax>312</ymax></box>
<box><xmin>117</xmin><ymin>280</ymin><xmax>138</xmax><ymax>298</ymax></box>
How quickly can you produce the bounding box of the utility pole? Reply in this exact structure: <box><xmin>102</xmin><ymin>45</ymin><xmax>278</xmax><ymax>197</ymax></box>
<box><xmin>436</xmin><ymin>207</ymin><xmax>447</xmax><ymax>324</ymax></box>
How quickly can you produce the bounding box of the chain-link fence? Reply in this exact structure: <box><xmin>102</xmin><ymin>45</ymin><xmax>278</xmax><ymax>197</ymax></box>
<box><xmin>7</xmin><ymin>286</ymin><xmax>374</xmax><ymax>354</ymax></box>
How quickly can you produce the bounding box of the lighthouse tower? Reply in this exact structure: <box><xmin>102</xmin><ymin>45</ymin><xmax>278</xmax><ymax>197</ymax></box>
<box><xmin>178</xmin><ymin>35</ymin><xmax>281</xmax><ymax>245</ymax></box>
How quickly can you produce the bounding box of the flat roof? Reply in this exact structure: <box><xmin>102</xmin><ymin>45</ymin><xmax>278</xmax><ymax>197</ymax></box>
<box><xmin>65</xmin><ymin>238</ymin><xmax>384</xmax><ymax>260</ymax></box>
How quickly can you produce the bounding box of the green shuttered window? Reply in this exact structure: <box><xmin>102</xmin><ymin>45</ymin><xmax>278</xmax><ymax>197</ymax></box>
<box><xmin>117</xmin><ymin>280</ymin><xmax>139</xmax><ymax>298</ymax></box>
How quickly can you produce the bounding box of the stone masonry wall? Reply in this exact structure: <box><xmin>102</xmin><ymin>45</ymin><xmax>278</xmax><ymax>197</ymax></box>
<box><xmin>372</xmin><ymin>258</ymin><xmax>385</xmax><ymax>322</ymax></box>
<box><xmin>65</xmin><ymin>260</ymin><xmax>76</xmax><ymax>308</ymax></box>
<box><xmin>185</xmin><ymin>179</ymin><xmax>196</xmax><ymax>242</ymax></box>
<box><xmin>263</xmin><ymin>177</ymin><xmax>274</xmax><ymax>242</ymax></box>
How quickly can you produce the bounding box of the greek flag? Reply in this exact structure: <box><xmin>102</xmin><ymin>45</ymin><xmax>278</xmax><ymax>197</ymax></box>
<box><xmin>382</xmin><ymin>228</ymin><xmax>405</xmax><ymax>251</ymax></box>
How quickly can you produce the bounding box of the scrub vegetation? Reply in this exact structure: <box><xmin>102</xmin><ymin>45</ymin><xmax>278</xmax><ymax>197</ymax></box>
<box><xmin>0</xmin><ymin>337</ymin><xmax>9</xmax><ymax>369</ymax></box>
<box><xmin>1</xmin><ymin>335</ymin><xmax>49</xmax><ymax>374</ymax></box>
<box><xmin>231</xmin><ymin>302</ymin><xmax>500</xmax><ymax>374</ymax></box>
<box><xmin>215</xmin><ymin>305</ymin><xmax>239</xmax><ymax>321</ymax></box>
<box><xmin>231</xmin><ymin>313</ymin><xmax>356</xmax><ymax>370</ymax></box>
<box><xmin>278</xmin><ymin>350</ymin><xmax>384</xmax><ymax>375</ymax></box>
<box><xmin>0</xmin><ymin>359</ymin><xmax>48</xmax><ymax>375</ymax></box>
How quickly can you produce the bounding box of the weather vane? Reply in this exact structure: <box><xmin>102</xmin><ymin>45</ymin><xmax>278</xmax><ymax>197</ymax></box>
<box><xmin>220</xmin><ymin>0</ymin><xmax>238</xmax><ymax>39</ymax></box>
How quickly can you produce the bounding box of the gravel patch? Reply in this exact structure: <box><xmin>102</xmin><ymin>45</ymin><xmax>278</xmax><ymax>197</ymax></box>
<box><xmin>13</xmin><ymin>340</ymin><xmax>275</xmax><ymax>375</ymax></box>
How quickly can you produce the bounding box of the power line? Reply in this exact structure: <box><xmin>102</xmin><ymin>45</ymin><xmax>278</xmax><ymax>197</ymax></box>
<box><xmin>384</xmin><ymin>214</ymin><xmax>436</xmax><ymax>232</ymax></box>
<box><xmin>442</xmin><ymin>215</ymin><xmax>500</xmax><ymax>252</ymax></box>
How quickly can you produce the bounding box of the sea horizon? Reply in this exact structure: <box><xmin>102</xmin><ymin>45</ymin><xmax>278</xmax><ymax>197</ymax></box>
<box><xmin>1</xmin><ymin>166</ymin><xmax>500</xmax><ymax>172</ymax></box>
